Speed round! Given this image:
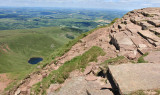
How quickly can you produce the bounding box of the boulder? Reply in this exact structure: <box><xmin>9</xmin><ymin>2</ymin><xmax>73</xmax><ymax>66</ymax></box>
<box><xmin>108</xmin><ymin>63</ymin><xmax>160</xmax><ymax>94</ymax></box>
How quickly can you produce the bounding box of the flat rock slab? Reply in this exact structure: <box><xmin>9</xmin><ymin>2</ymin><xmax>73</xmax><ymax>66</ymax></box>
<box><xmin>138</xmin><ymin>30</ymin><xmax>160</xmax><ymax>42</ymax></box>
<box><xmin>50</xmin><ymin>76</ymin><xmax>88</xmax><ymax>95</ymax></box>
<box><xmin>108</xmin><ymin>63</ymin><xmax>160</xmax><ymax>94</ymax></box>
<box><xmin>50</xmin><ymin>76</ymin><xmax>113</xmax><ymax>95</ymax></box>
<box><xmin>113</xmin><ymin>32</ymin><xmax>134</xmax><ymax>46</ymax></box>
<box><xmin>144</xmin><ymin>51</ymin><xmax>160</xmax><ymax>63</ymax></box>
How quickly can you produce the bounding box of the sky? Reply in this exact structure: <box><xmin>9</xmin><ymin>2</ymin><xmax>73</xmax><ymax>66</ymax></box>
<box><xmin>0</xmin><ymin>0</ymin><xmax>160</xmax><ymax>10</ymax></box>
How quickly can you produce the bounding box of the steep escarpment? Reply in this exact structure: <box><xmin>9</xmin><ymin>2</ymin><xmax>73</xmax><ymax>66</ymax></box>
<box><xmin>6</xmin><ymin>8</ymin><xmax>160</xmax><ymax>95</ymax></box>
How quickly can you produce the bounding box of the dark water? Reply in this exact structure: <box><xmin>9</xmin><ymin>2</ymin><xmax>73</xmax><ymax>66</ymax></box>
<box><xmin>28</xmin><ymin>57</ymin><xmax>43</xmax><ymax>64</ymax></box>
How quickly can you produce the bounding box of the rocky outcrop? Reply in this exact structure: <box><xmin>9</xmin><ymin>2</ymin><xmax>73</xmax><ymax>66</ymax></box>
<box><xmin>110</xmin><ymin>8</ymin><xmax>160</xmax><ymax>59</ymax></box>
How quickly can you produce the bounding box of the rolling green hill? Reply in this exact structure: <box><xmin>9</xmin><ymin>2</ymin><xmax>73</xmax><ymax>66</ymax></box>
<box><xmin>0</xmin><ymin>27</ymin><xmax>82</xmax><ymax>73</ymax></box>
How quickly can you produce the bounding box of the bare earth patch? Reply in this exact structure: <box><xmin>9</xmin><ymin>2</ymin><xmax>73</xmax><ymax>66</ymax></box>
<box><xmin>0</xmin><ymin>73</ymin><xmax>11</xmax><ymax>93</ymax></box>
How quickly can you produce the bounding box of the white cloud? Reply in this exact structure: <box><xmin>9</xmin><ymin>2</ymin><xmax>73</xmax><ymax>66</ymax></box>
<box><xmin>0</xmin><ymin>0</ymin><xmax>159</xmax><ymax>10</ymax></box>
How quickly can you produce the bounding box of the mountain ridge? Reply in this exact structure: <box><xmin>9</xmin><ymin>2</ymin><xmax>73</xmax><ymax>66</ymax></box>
<box><xmin>3</xmin><ymin>7</ymin><xmax>160</xmax><ymax>95</ymax></box>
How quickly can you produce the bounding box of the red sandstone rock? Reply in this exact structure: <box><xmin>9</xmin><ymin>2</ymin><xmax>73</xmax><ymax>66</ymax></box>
<box><xmin>85</xmin><ymin>74</ymin><xmax>98</xmax><ymax>81</ymax></box>
<box><xmin>83</xmin><ymin>66</ymin><xmax>93</xmax><ymax>75</ymax></box>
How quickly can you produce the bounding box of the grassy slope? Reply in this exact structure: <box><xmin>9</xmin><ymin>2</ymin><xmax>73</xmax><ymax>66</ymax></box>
<box><xmin>0</xmin><ymin>27</ymin><xmax>81</xmax><ymax>73</ymax></box>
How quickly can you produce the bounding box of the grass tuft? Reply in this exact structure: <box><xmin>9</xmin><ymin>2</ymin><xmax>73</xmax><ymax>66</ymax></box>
<box><xmin>137</xmin><ymin>53</ymin><xmax>148</xmax><ymax>63</ymax></box>
<box><xmin>155</xmin><ymin>89</ymin><xmax>160</xmax><ymax>95</ymax></box>
<box><xmin>129</xmin><ymin>90</ymin><xmax>146</xmax><ymax>95</ymax></box>
<box><xmin>101</xmin><ymin>56</ymin><xmax>125</xmax><ymax>68</ymax></box>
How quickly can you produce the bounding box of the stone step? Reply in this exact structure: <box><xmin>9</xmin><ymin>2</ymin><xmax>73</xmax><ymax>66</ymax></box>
<box><xmin>108</xmin><ymin>63</ymin><xmax>160</xmax><ymax>95</ymax></box>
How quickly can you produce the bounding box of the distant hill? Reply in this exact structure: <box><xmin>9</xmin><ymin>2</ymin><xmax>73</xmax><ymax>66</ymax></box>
<box><xmin>0</xmin><ymin>7</ymin><xmax>127</xmax><ymax>31</ymax></box>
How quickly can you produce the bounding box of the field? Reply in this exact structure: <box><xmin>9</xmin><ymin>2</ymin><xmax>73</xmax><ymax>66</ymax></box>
<box><xmin>0</xmin><ymin>7</ymin><xmax>127</xmax><ymax>31</ymax></box>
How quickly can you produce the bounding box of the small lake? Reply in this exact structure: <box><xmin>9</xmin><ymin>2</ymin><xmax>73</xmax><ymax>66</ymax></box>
<box><xmin>28</xmin><ymin>57</ymin><xmax>43</xmax><ymax>64</ymax></box>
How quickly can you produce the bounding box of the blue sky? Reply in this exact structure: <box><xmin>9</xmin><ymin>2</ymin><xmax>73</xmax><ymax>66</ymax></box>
<box><xmin>0</xmin><ymin>0</ymin><xmax>160</xmax><ymax>10</ymax></box>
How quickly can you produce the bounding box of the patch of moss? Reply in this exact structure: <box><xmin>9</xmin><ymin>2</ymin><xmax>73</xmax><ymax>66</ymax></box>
<box><xmin>146</xmin><ymin>14</ymin><xmax>154</xmax><ymax>17</ymax></box>
<box><xmin>129</xmin><ymin>90</ymin><xmax>146</xmax><ymax>95</ymax></box>
<box><xmin>155</xmin><ymin>89</ymin><xmax>160</xmax><ymax>95</ymax></box>
<box><xmin>137</xmin><ymin>53</ymin><xmax>148</xmax><ymax>63</ymax></box>
<box><xmin>102</xmin><ymin>56</ymin><xmax>125</xmax><ymax>66</ymax></box>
